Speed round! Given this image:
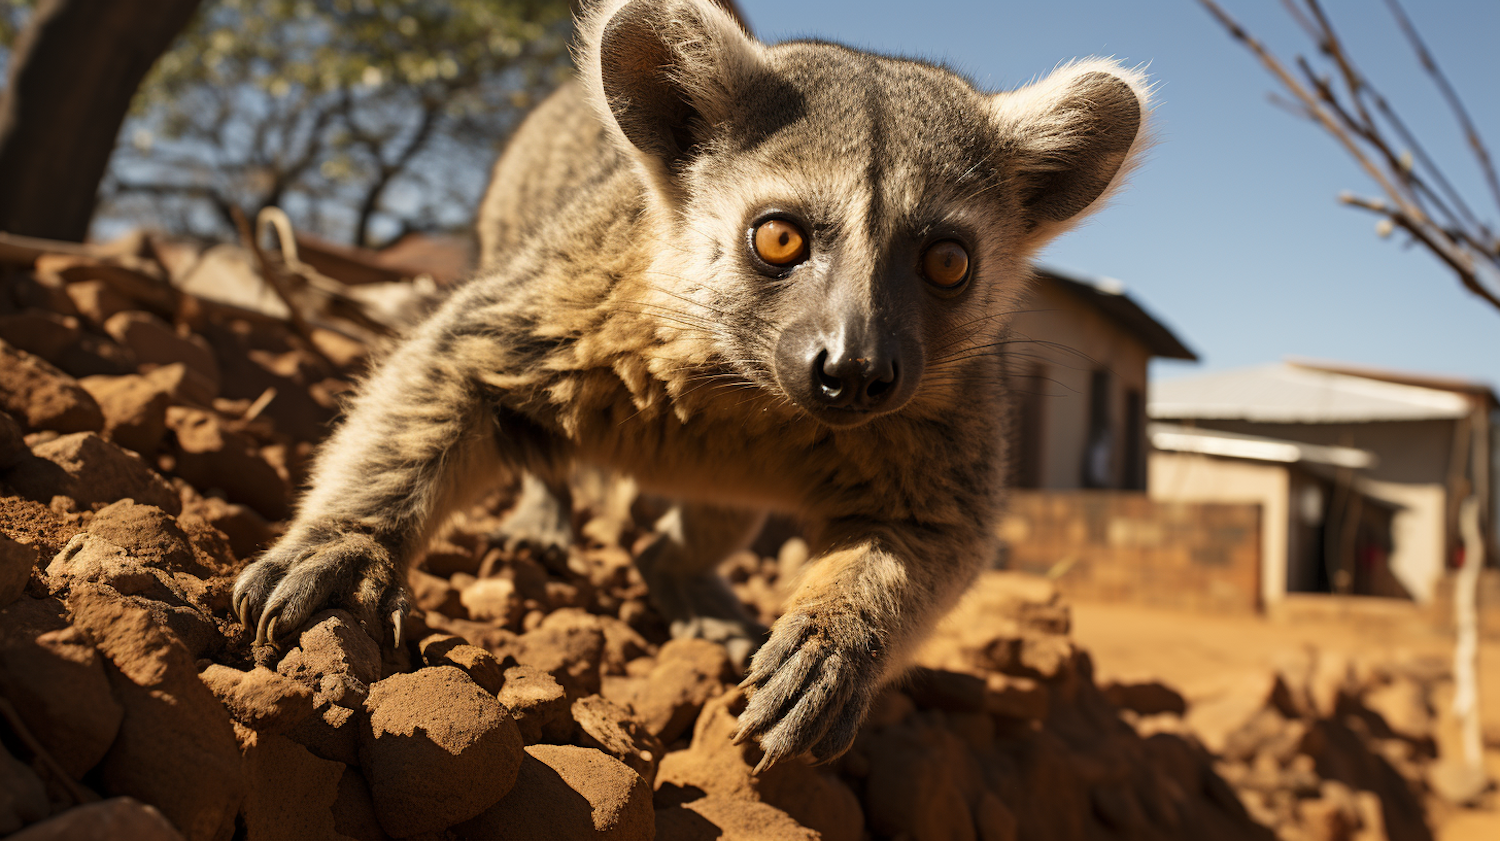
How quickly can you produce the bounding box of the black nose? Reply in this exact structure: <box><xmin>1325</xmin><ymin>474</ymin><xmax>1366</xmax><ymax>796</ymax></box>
<box><xmin>811</xmin><ymin>347</ymin><xmax>899</xmax><ymax>410</ymax></box>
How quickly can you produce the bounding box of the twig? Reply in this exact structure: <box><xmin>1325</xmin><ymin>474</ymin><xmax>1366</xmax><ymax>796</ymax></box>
<box><xmin>1198</xmin><ymin>0</ymin><xmax>1500</xmax><ymax>314</ymax></box>
<box><xmin>1197</xmin><ymin>0</ymin><xmax>1420</xmax><ymax>224</ymax></box>
<box><xmin>1340</xmin><ymin>194</ymin><xmax>1500</xmax><ymax>310</ymax></box>
<box><xmin>1384</xmin><ymin>0</ymin><xmax>1500</xmax><ymax>217</ymax></box>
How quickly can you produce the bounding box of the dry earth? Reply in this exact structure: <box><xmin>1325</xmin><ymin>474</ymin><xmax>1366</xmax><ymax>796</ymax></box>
<box><xmin>0</xmin><ymin>234</ymin><xmax>1493</xmax><ymax>840</ymax></box>
<box><xmin>1068</xmin><ymin>597</ymin><xmax>1500</xmax><ymax>841</ymax></box>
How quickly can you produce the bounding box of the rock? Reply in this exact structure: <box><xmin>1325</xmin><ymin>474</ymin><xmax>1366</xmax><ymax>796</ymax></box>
<box><xmin>572</xmin><ymin>694</ymin><xmax>664</xmax><ymax>787</ymax></box>
<box><xmin>103</xmin><ymin>311</ymin><xmax>220</xmax><ymax>391</ymax></box>
<box><xmin>0</xmin><ymin>598</ymin><xmax>124</xmax><ymax>778</ymax></box>
<box><xmin>168</xmin><ymin>511</ymin><xmax>240</xmax><ymax>577</ymax></box>
<box><xmin>907</xmin><ymin>667</ymin><xmax>988</xmax><ymax>713</ymax></box>
<box><xmin>654</xmin><ymin>689</ymin><xmax>864</xmax><ymax>841</ymax></box>
<box><xmin>0</xmin><ymin>534</ymin><xmax>36</xmax><ymax>607</ymax></box>
<box><xmin>460</xmin><ymin>577</ymin><xmax>522</xmax><ymax>626</ymax></box>
<box><xmin>862</xmin><ymin>725</ymin><xmax>976</xmax><ymax>841</ymax></box>
<box><xmin>629</xmin><ymin>638</ymin><xmax>732</xmax><ymax>744</ymax></box>
<box><xmin>200</xmin><ymin>664</ymin><xmax>315</xmax><ymax>735</ymax></box>
<box><xmin>409</xmin><ymin>568</ymin><xmax>464</xmax><ymax>617</ymax></box>
<box><xmin>142</xmin><ymin>362</ymin><xmax>217</xmax><ymax>407</ymax></box>
<box><xmin>309</xmin><ymin>327</ymin><xmax>368</xmax><ymax>370</ymax></box>
<box><xmin>178</xmin><ymin>495</ymin><xmax>270</xmax><ymax>562</ymax></box>
<box><xmin>78</xmin><ymin>374</ymin><xmax>170</xmax><ymax>455</ymax></box>
<box><xmin>36</xmin><ymin>254</ymin><xmax>176</xmax><ymax>314</ymax></box>
<box><xmin>11</xmin><ymin>432</ymin><xmax>179</xmax><ymax>513</ymax></box>
<box><xmin>47</xmin><ymin>532</ymin><xmax>161</xmax><ymax>598</ymax></box>
<box><xmin>277</xmin><ymin>609</ymin><xmax>383</xmax><ymax>691</ymax></box>
<box><xmin>1222</xmin><ymin>707</ymin><xmax>1292</xmax><ymax>765</ymax></box>
<box><xmin>1363</xmin><ymin>678</ymin><xmax>1431</xmax><ymax>743</ymax></box>
<box><xmin>64</xmin><ymin>280</ymin><xmax>134</xmax><ymax>327</ymax></box>
<box><xmin>491</xmin><ymin>608</ymin><xmax>606</xmax><ymax>699</ymax></box>
<box><xmin>595</xmin><ymin>614</ymin><xmax>651</xmax><ymax>675</ymax></box>
<box><xmin>655</xmin><ymin>798</ymin><xmax>819</xmax><ymax>841</ymax></box>
<box><xmin>420</xmin><ymin>635</ymin><xmax>505</xmax><ymax>694</ymax></box>
<box><xmin>87</xmin><ymin>500</ymin><xmax>206</xmax><ymax>576</ymax></box>
<box><xmin>1102</xmin><ymin>680</ymin><xmax>1189</xmax><ymax>717</ymax></box>
<box><xmin>979</xmin><ymin>633</ymin><xmax>1075</xmax><ymax>680</ymax></box>
<box><xmin>69</xmin><ymin>588</ymin><xmax>242</xmax><ymax>841</ymax></box>
<box><xmin>0</xmin><ymin>310</ymin><xmax>82</xmax><ymax>363</ymax></box>
<box><xmin>239</xmin><ymin>730</ymin><xmax>345</xmax><ymax>841</ymax></box>
<box><xmin>974</xmin><ymin>791</ymin><xmax>1018</xmax><ymax>841</ymax></box>
<box><xmin>984</xmin><ymin>673</ymin><xmax>1049</xmax><ymax>720</ymax></box>
<box><xmin>4</xmin><ymin>797</ymin><xmax>186</xmax><ymax>841</ymax></box>
<box><xmin>0</xmin><ymin>743</ymin><xmax>50</xmax><ymax>835</ymax></box>
<box><xmin>165</xmin><ymin>407</ymin><xmax>289</xmax><ymax>520</ymax></box>
<box><xmin>0</xmin><ymin>409</ymin><xmax>24</xmax><ymax>467</ymax></box>
<box><xmin>331</xmin><ymin>767</ymin><xmax>389</xmax><ymax>841</ymax></box>
<box><xmin>360</xmin><ymin>666</ymin><xmax>524</xmax><ymax>837</ymax></box>
<box><xmin>0</xmin><ymin>340</ymin><xmax>103</xmax><ymax>433</ymax></box>
<box><xmin>287</xmin><ymin>701</ymin><xmax>362</xmax><ymax>767</ymax></box>
<box><xmin>497</xmin><ymin>664</ymin><xmax>573</xmax><ymax>745</ymax></box>
<box><xmin>0</xmin><ymin>311</ymin><xmax>133</xmax><ymax>379</ymax></box>
<box><xmin>453</xmin><ymin>744</ymin><xmax>654</xmax><ymax>841</ymax></box>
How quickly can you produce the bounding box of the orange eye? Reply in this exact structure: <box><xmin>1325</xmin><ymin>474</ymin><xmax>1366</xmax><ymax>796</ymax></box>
<box><xmin>922</xmin><ymin>240</ymin><xmax>970</xmax><ymax>289</ymax></box>
<box><xmin>753</xmin><ymin>219</ymin><xmax>807</xmax><ymax>266</ymax></box>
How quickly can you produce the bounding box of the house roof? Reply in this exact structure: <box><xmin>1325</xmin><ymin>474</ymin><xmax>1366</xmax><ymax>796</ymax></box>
<box><xmin>1033</xmin><ymin>265</ymin><xmax>1197</xmax><ymax>361</ymax></box>
<box><xmin>1287</xmin><ymin>358</ymin><xmax>1498</xmax><ymax>410</ymax></box>
<box><xmin>1148</xmin><ymin>422</ymin><xmax>1377</xmax><ymax>469</ymax></box>
<box><xmin>1149</xmin><ymin>362</ymin><xmax>1473</xmax><ymax>423</ymax></box>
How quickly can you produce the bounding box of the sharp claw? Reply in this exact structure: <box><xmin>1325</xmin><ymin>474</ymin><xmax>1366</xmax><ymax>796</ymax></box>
<box><xmin>391</xmin><ymin>610</ymin><xmax>404</xmax><ymax>649</ymax></box>
<box><xmin>254</xmin><ymin>614</ymin><xmax>269</xmax><ymax>648</ymax></box>
<box><xmin>753</xmin><ymin>750</ymin><xmax>777</xmax><ymax>775</ymax></box>
<box><xmin>266</xmin><ymin>615</ymin><xmax>282</xmax><ymax>648</ymax></box>
<box><xmin>235</xmin><ymin>595</ymin><xmax>249</xmax><ymax>626</ymax></box>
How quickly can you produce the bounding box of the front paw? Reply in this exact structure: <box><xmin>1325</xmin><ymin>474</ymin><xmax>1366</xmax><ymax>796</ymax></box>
<box><xmin>232</xmin><ymin>524</ymin><xmax>409</xmax><ymax>649</ymax></box>
<box><xmin>733</xmin><ymin>611</ymin><xmax>880</xmax><ymax>771</ymax></box>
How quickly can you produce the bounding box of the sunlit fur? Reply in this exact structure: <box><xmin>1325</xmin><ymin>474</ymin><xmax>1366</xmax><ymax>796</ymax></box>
<box><xmin>236</xmin><ymin>0</ymin><xmax>1151</xmax><ymax>770</ymax></box>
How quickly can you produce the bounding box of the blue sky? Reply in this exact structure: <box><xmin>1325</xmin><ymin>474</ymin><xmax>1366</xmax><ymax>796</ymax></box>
<box><xmin>736</xmin><ymin>0</ymin><xmax>1500</xmax><ymax>390</ymax></box>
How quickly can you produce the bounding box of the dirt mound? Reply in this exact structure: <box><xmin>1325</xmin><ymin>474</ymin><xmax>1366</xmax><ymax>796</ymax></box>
<box><xmin>0</xmin><ymin>235</ymin><xmax>1456</xmax><ymax>840</ymax></box>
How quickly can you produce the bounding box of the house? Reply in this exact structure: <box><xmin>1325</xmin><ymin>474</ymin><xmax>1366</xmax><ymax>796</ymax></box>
<box><xmin>1149</xmin><ymin>360</ymin><xmax>1497</xmax><ymax>605</ymax></box>
<box><xmin>1005</xmin><ymin>266</ymin><xmax>1197</xmax><ymax>491</ymax></box>
<box><xmin>1147</xmin><ymin>421</ymin><xmax>1401</xmax><ymax>607</ymax></box>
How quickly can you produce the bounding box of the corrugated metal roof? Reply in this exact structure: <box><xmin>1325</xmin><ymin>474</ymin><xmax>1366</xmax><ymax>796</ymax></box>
<box><xmin>1149</xmin><ymin>363</ymin><xmax>1471</xmax><ymax>423</ymax></box>
<box><xmin>1287</xmin><ymin>358</ymin><xmax>1498</xmax><ymax>409</ymax></box>
<box><xmin>1148</xmin><ymin>422</ymin><xmax>1377</xmax><ymax>469</ymax></box>
<box><xmin>1032</xmin><ymin>265</ymin><xmax>1198</xmax><ymax>361</ymax></box>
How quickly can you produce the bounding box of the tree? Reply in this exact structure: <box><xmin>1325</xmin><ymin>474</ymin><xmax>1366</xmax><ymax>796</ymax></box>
<box><xmin>1198</xmin><ymin>0</ymin><xmax>1494</xmax><ymax>803</ymax></box>
<box><xmin>103</xmin><ymin>0</ymin><xmax>573</xmax><ymax>247</ymax></box>
<box><xmin>1197</xmin><ymin>0</ymin><xmax>1500</xmax><ymax>315</ymax></box>
<box><xmin>0</xmin><ymin>0</ymin><xmax>204</xmax><ymax>241</ymax></box>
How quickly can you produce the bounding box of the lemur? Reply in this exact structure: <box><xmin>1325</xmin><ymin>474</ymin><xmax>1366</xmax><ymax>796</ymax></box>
<box><xmin>234</xmin><ymin>0</ymin><xmax>1150</xmax><ymax>770</ymax></box>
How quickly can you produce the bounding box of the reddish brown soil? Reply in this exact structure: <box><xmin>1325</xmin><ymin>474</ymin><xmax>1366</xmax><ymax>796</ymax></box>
<box><xmin>0</xmin><ymin>239</ymin><xmax>1493</xmax><ymax>840</ymax></box>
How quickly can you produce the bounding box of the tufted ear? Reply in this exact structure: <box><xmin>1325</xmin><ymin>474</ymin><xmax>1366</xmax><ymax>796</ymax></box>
<box><xmin>990</xmin><ymin>60</ymin><xmax>1152</xmax><ymax>239</ymax></box>
<box><xmin>580</xmin><ymin>0</ymin><xmax>763</xmax><ymax>197</ymax></box>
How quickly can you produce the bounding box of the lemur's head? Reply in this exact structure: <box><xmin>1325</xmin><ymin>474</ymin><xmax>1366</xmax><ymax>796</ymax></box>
<box><xmin>582</xmin><ymin>0</ymin><xmax>1151</xmax><ymax>429</ymax></box>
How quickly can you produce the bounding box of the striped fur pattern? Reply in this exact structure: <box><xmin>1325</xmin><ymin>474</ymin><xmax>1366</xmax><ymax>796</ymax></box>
<box><xmin>234</xmin><ymin>0</ymin><xmax>1151</xmax><ymax>770</ymax></box>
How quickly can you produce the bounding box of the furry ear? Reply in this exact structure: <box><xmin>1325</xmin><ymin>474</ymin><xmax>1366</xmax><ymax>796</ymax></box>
<box><xmin>580</xmin><ymin>0</ymin><xmax>762</xmax><ymax>194</ymax></box>
<box><xmin>991</xmin><ymin>60</ymin><xmax>1151</xmax><ymax>237</ymax></box>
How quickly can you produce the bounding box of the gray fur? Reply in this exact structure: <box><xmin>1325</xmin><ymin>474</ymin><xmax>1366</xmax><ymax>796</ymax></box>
<box><xmin>234</xmin><ymin>0</ymin><xmax>1151</xmax><ymax>769</ymax></box>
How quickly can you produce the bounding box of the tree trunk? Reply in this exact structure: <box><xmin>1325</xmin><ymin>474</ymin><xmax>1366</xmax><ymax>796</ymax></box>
<box><xmin>0</xmin><ymin>0</ymin><xmax>203</xmax><ymax>241</ymax></box>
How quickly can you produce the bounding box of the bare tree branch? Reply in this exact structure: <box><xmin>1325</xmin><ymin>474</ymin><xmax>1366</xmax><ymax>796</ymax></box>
<box><xmin>1383</xmin><ymin>0</ymin><xmax>1500</xmax><ymax>217</ymax></box>
<box><xmin>1197</xmin><ymin>0</ymin><xmax>1500</xmax><ymax>314</ymax></box>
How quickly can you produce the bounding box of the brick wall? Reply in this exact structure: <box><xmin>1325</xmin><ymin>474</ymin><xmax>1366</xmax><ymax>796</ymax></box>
<box><xmin>996</xmin><ymin>491</ymin><xmax>1263</xmax><ymax>613</ymax></box>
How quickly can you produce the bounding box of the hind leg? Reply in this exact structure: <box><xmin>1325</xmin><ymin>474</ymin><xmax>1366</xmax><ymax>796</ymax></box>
<box><xmin>635</xmin><ymin>502</ymin><xmax>768</xmax><ymax>667</ymax></box>
<box><xmin>491</xmin><ymin>472</ymin><xmax>575</xmax><ymax>563</ymax></box>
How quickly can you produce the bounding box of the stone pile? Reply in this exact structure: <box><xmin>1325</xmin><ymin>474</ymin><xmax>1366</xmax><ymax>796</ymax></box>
<box><xmin>0</xmin><ymin>234</ymin><xmax>1455</xmax><ymax>840</ymax></box>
